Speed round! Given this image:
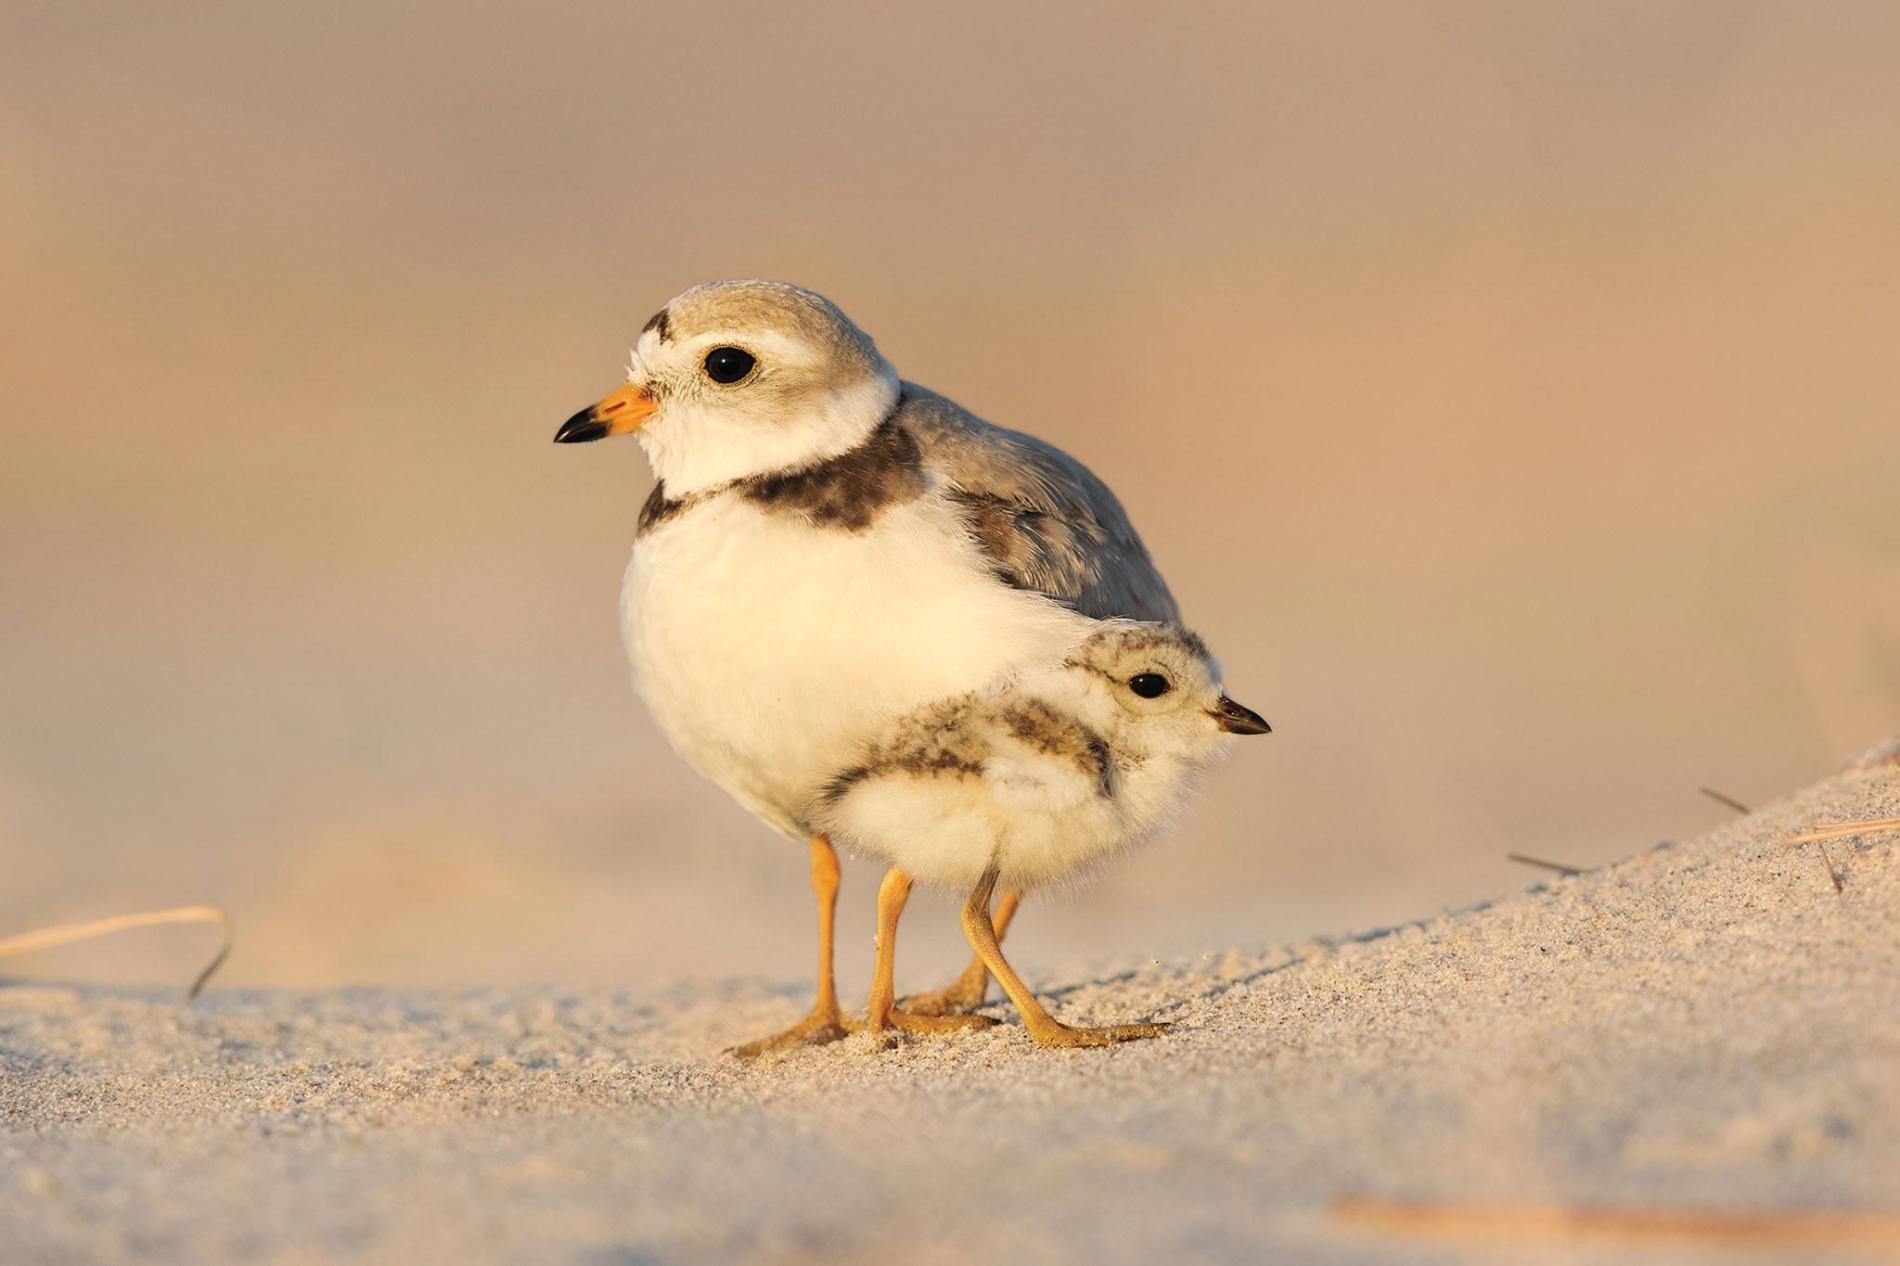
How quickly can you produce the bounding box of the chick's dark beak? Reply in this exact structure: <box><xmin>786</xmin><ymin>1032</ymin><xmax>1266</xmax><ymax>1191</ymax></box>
<box><xmin>1210</xmin><ymin>696</ymin><xmax>1272</xmax><ymax>735</ymax></box>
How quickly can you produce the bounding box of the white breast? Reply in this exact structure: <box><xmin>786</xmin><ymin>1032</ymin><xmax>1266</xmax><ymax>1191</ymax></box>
<box><xmin>622</xmin><ymin>488</ymin><xmax>1092</xmax><ymax>838</ymax></box>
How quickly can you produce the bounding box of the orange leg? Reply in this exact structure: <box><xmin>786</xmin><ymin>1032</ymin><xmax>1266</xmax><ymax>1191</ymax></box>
<box><xmin>899</xmin><ymin>886</ymin><xmax>1022</xmax><ymax>1016</ymax></box>
<box><xmin>959</xmin><ymin>867</ymin><xmax>1167</xmax><ymax>1049</ymax></box>
<box><xmin>863</xmin><ymin>868</ymin><xmax>997</xmax><ymax>1047</ymax></box>
<box><xmin>725</xmin><ymin>836</ymin><xmax>851</xmax><ymax>1058</ymax></box>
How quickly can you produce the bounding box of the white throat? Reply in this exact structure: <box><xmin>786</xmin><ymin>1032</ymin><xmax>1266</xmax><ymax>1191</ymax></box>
<box><xmin>635</xmin><ymin>368</ymin><xmax>901</xmax><ymax>495</ymax></box>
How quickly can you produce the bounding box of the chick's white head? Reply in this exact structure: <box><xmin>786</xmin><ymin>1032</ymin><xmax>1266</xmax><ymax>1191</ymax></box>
<box><xmin>1052</xmin><ymin>624</ymin><xmax>1270</xmax><ymax>763</ymax></box>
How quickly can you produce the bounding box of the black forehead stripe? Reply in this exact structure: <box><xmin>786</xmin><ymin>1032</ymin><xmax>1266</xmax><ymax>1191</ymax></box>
<box><xmin>642</xmin><ymin>307</ymin><xmax>672</xmax><ymax>341</ymax></box>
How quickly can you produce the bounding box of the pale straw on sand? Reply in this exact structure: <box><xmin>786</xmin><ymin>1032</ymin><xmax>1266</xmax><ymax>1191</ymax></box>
<box><xmin>1783</xmin><ymin>816</ymin><xmax>1900</xmax><ymax>895</ymax></box>
<box><xmin>0</xmin><ymin>906</ymin><xmax>233</xmax><ymax>999</ymax></box>
<box><xmin>1786</xmin><ymin>816</ymin><xmax>1900</xmax><ymax>844</ymax></box>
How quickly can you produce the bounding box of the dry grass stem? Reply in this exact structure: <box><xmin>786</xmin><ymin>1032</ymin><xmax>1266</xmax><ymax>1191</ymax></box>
<box><xmin>1334</xmin><ymin>1196</ymin><xmax>1900</xmax><ymax>1249</ymax></box>
<box><xmin>1810</xmin><ymin>837</ymin><xmax>1845</xmax><ymax>894</ymax></box>
<box><xmin>1786</xmin><ymin>816</ymin><xmax>1900</xmax><ymax>844</ymax></box>
<box><xmin>1697</xmin><ymin>786</ymin><xmax>1750</xmax><ymax>815</ymax></box>
<box><xmin>1785</xmin><ymin>817</ymin><xmax>1900</xmax><ymax>895</ymax></box>
<box><xmin>1506</xmin><ymin>853</ymin><xmax>1583</xmax><ymax>876</ymax></box>
<box><xmin>0</xmin><ymin>906</ymin><xmax>233</xmax><ymax>999</ymax></box>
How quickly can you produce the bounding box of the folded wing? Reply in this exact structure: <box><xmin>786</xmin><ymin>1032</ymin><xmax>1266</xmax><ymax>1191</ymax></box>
<box><xmin>897</xmin><ymin>385</ymin><xmax>1180</xmax><ymax>623</ymax></box>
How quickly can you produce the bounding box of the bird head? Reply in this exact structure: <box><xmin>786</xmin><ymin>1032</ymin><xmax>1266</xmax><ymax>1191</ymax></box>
<box><xmin>555</xmin><ymin>280</ymin><xmax>899</xmax><ymax>494</ymax></box>
<box><xmin>1059</xmin><ymin>623</ymin><xmax>1270</xmax><ymax>760</ymax></box>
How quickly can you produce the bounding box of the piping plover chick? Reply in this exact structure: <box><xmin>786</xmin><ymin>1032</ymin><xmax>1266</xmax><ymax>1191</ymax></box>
<box><xmin>817</xmin><ymin>622</ymin><xmax>1269</xmax><ymax>1049</ymax></box>
<box><xmin>555</xmin><ymin>281</ymin><xmax>1182</xmax><ymax>1056</ymax></box>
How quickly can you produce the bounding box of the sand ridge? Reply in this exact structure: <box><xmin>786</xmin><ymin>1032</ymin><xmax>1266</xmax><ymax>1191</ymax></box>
<box><xmin>2</xmin><ymin>753</ymin><xmax>1896</xmax><ymax>1265</ymax></box>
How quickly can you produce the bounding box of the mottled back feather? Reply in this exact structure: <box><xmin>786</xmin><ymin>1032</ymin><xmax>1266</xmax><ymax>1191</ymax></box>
<box><xmin>894</xmin><ymin>384</ymin><xmax>1180</xmax><ymax>623</ymax></box>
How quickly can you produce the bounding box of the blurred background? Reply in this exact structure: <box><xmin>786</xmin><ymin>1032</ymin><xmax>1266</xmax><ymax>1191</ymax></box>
<box><xmin>2</xmin><ymin>1</ymin><xmax>1896</xmax><ymax>996</ymax></box>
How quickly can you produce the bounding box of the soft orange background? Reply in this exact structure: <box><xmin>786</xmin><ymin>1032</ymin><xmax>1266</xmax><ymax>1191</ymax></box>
<box><xmin>3</xmin><ymin>2</ymin><xmax>1896</xmax><ymax>993</ymax></box>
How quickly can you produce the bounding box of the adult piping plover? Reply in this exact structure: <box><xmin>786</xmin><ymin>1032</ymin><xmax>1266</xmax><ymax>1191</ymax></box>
<box><xmin>817</xmin><ymin>622</ymin><xmax>1270</xmax><ymax>1048</ymax></box>
<box><xmin>555</xmin><ymin>280</ymin><xmax>1181</xmax><ymax>1055</ymax></box>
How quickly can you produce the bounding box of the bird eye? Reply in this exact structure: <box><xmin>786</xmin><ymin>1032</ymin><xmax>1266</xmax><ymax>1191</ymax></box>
<box><xmin>703</xmin><ymin>346</ymin><xmax>756</xmax><ymax>384</ymax></box>
<box><xmin>1128</xmin><ymin>673</ymin><xmax>1171</xmax><ymax>699</ymax></box>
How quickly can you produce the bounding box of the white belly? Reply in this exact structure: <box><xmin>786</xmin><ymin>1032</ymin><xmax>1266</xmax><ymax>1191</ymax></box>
<box><xmin>823</xmin><ymin>775</ymin><xmax>1134</xmax><ymax>892</ymax></box>
<box><xmin>822</xmin><ymin>741</ymin><xmax>1206</xmax><ymax>892</ymax></box>
<box><xmin>622</xmin><ymin>492</ymin><xmax>1092</xmax><ymax>838</ymax></box>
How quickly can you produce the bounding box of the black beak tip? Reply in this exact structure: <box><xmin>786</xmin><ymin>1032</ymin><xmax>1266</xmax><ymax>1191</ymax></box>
<box><xmin>1214</xmin><ymin>697</ymin><xmax>1272</xmax><ymax>736</ymax></box>
<box><xmin>554</xmin><ymin>407</ymin><xmax>609</xmax><ymax>444</ymax></box>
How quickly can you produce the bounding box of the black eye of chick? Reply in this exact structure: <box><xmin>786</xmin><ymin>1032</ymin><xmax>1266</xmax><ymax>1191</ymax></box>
<box><xmin>703</xmin><ymin>346</ymin><xmax>756</xmax><ymax>384</ymax></box>
<box><xmin>1127</xmin><ymin>673</ymin><xmax>1171</xmax><ymax>699</ymax></box>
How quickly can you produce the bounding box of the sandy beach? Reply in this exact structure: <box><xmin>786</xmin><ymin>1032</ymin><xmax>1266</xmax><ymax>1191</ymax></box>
<box><xmin>7</xmin><ymin>7</ymin><xmax>1900</xmax><ymax>1264</ymax></box>
<box><xmin>3</xmin><ymin>746</ymin><xmax>1894</xmax><ymax>1265</ymax></box>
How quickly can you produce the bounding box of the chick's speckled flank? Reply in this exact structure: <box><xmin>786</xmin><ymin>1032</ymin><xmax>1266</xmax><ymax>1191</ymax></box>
<box><xmin>815</xmin><ymin>623</ymin><xmax>1266</xmax><ymax>892</ymax></box>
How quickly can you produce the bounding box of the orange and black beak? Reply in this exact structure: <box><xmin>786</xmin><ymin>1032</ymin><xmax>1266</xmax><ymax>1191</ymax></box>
<box><xmin>554</xmin><ymin>383</ymin><xmax>658</xmax><ymax>443</ymax></box>
<box><xmin>1209</xmin><ymin>696</ymin><xmax>1271</xmax><ymax>735</ymax></box>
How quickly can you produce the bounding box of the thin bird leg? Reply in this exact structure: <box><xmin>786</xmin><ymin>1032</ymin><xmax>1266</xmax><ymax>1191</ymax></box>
<box><xmin>864</xmin><ymin>867</ymin><xmax>912</xmax><ymax>1041</ymax></box>
<box><xmin>899</xmin><ymin>886</ymin><xmax>1022</xmax><ymax>1016</ymax></box>
<box><xmin>864</xmin><ymin>867</ymin><xmax>997</xmax><ymax>1046</ymax></box>
<box><xmin>958</xmin><ymin>866</ymin><xmax>1168</xmax><ymax>1050</ymax></box>
<box><xmin>725</xmin><ymin>835</ymin><xmax>852</xmax><ymax>1058</ymax></box>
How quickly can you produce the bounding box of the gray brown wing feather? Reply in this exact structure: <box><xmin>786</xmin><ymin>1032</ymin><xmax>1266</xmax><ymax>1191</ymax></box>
<box><xmin>893</xmin><ymin>384</ymin><xmax>1179</xmax><ymax>623</ymax></box>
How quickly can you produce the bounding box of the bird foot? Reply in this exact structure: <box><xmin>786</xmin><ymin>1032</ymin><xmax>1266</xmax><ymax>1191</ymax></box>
<box><xmin>723</xmin><ymin>1005</ymin><xmax>851</xmax><ymax>1059</ymax></box>
<box><xmin>897</xmin><ymin>961</ymin><xmax>991</xmax><ymax>1017</ymax></box>
<box><xmin>890</xmin><ymin>1007</ymin><xmax>999</xmax><ymax>1034</ymax></box>
<box><xmin>1026</xmin><ymin>1019</ymin><xmax>1171</xmax><ymax>1049</ymax></box>
<box><xmin>860</xmin><ymin>1007</ymin><xmax>999</xmax><ymax>1050</ymax></box>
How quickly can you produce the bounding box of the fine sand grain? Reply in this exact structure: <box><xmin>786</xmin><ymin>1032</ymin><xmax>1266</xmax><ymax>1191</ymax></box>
<box><xmin>3</xmin><ymin>752</ymin><xmax>1896</xmax><ymax>1266</ymax></box>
